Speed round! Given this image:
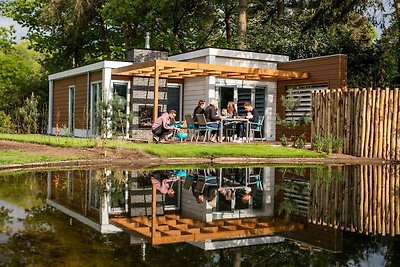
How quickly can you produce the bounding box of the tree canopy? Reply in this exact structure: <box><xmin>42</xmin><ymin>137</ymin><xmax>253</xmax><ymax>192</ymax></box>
<box><xmin>0</xmin><ymin>0</ymin><xmax>399</xmax><ymax>88</ymax></box>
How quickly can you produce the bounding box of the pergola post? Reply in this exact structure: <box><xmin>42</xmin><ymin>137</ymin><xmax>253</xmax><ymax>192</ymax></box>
<box><xmin>151</xmin><ymin>182</ymin><xmax>157</xmax><ymax>245</ymax></box>
<box><xmin>153</xmin><ymin>65</ymin><xmax>159</xmax><ymax>122</ymax></box>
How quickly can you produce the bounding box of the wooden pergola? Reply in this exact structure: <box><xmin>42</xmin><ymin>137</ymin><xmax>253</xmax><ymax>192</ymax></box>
<box><xmin>112</xmin><ymin>59</ymin><xmax>309</xmax><ymax>121</ymax></box>
<box><xmin>111</xmin><ymin>214</ymin><xmax>304</xmax><ymax>245</ymax></box>
<box><xmin>110</xmin><ymin>184</ymin><xmax>304</xmax><ymax>245</ymax></box>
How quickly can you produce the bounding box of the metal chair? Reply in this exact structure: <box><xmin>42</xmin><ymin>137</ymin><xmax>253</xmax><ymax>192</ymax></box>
<box><xmin>184</xmin><ymin>114</ymin><xmax>199</xmax><ymax>142</ymax></box>
<box><xmin>249</xmin><ymin>115</ymin><xmax>264</xmax><ymax>142</ymax></box>
<box><xmin>195</xmin><ymin>114</ymin><xmax>219</xmax><ymax>142</ymax></box>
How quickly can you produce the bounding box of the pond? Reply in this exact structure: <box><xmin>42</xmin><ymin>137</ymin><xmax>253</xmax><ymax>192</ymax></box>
<box><xmin>0</xmin><ymin>165</ymin><xmax>399</xmax><ymax>266</ymax></box>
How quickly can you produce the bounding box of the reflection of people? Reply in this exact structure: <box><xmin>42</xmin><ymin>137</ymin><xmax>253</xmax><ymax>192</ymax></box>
<box><xmin>192</xmin><ymin>178</ymin><xmax>218</xmax><ymax>204</ymax></box>
<box><xmin>218</xmin><ymin>188</ymin><xmax>233</xmax><ymax>201</ymax></box>
<box><xmin>241</xmin><ymin>185</ymin><xmax>256</xmax><ymax>203</ymax></box>
<box><xmin>234</xmin><ymin>102</ymin><xmax>259</xmax><ymax>143</ymax></box>
<box><xmin>151</xmin><ymin>175</ymin><xmax>178</xmax><ymax>197</ymax></box>
<box><xmin>204</xmin><ymin>99</ymin><xmax>221</xmax><ymax>142</ymax></box>
<box><xmin>151</xmin><ymin>109</ymin><xmax>178</xmax><ymax>143</ymax></box>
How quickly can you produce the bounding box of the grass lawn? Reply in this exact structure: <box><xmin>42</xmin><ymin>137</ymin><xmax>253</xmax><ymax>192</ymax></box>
<box><xmin>0</xmin><ymin>133</ymin><xmax>325</xmax><ymax>159</ymax></box>
<box><xmin>0</xmin><ymin>149</ymin><xmax>80</xmax><ymax>165</ymax></box>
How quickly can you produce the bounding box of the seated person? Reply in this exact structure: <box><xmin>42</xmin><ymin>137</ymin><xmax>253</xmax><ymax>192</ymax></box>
<box><xmin>234</xmin><ymin>102</ymin><xmax>259</xmax><ymax>142</ymax></box>
<box><xmin>151</xmin><ymin>109</ymin><xmax>178</xmax><ymax>143</ymax></box>
<box><xmin>226</xmin><ymin>101</ymin><xmax>237</xmax><ymax>118</ymax></box>
<box><xmin>193</xmin><ymin>100</ymin><xmax>206</xmax><ymax>126</ymax></box>
<box><xmin>204</xmin><ymin>99</ymin><xmax>221</xmax><ymax>143</ymax></box>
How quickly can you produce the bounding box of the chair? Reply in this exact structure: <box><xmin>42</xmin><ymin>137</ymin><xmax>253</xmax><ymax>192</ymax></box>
<box><xmin>249</xmin><ymin>115</ymin><xmax>264</xmax><ymax>142</ymax></box>
<box><xmin>195</xmin><ymin>114</ymin><xmax>219</xmax><ymax>142</ymax></box>
<box><xmin>184</xmin><ymin>114</ymin><xmax>199</xmax><ymax>142</ymax></box>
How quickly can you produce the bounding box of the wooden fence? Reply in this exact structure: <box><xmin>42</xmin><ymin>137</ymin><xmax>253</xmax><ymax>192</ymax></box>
<box><xmin>311</xmin><ymin>88</ymin><xmax>400</xmax><ymax>160</ymax></box>
<box><xmin>309</xmin><ymin>165</ymin><xmax>400</xmax><ymax>236</ymax></box>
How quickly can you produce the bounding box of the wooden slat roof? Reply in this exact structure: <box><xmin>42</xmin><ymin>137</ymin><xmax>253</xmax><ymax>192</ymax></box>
<box><xmin>112</xmin><ymin>59</ymin><xmax>308</xmax><ymax>81</ymax></box>
<box><xmin>111</xmin><ymin>214</ymin><xmax>304</xmax><ymax>245</ymax></box>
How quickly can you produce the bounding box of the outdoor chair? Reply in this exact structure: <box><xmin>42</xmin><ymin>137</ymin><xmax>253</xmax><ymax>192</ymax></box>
<box><xmin>195</xmin><ymin>114</ymin><xmax>219</xmax><ymax>142</ymax></box>
<box><xmin>184</xmin><ymin>114</ymin><xmax>200</xmax><ymax>142</ymax></box>
<box><xmin>249</xmin><ymin>115</ymin><xmax>264</xmax><ymax>142</ymax></box>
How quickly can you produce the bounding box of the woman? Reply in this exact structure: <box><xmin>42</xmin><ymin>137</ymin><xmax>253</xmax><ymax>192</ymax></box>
<box><xmin>226</xmin><ymin>101</ymin><xmax>237</xmax><ymax>118</ymax></box>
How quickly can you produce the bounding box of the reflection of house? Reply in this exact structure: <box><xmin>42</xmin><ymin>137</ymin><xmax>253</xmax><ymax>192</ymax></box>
<box><xmin>47</xmin><ymin>47</ymin><xmax>346</xmax><ymax>140</ymax></box>
<box><xmin>46</xmin><ymin>167</ymin><xmax>350</xmax><ymax>252</ymax></box>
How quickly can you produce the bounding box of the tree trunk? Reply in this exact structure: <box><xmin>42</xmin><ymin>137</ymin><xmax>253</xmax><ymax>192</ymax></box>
<box><xmin>277</xmin><ymin>0</ymin><xmax>284</xmax><ymax>19</ymax></box>
<box><xmin>224</xmin><ymin>4</ymin><xmax>233</xmax><ymax>46</ymax></box>
<box><xmin>237</xmin><ymin>0</ymin><xmax>247</xmax><ymax>50</ymax></box>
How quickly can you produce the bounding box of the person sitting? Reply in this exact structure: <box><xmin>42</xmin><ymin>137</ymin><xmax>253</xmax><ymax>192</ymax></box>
<box><xmin>193</xmin><ymin>100</ymin><xmax>206</xmax><ymax>125</ymax></box>
<box><xmin>226</xmin><ymin>101</ymin><xmax>237</xmax><ymax>118</ymax></box>
<box><xmin>151</xmin><ymin>109</ymin><xmax>178</xmax><ymax>143</ymax></box>
<box><xmin>204</xmin><ymin>99</ymin><xmax>221</xmax><ymax>143</ymax></box>
<box><xmin>234</xmin><ymin>102</ymin><xmax>259</xmax><ymax>143</ymax></box>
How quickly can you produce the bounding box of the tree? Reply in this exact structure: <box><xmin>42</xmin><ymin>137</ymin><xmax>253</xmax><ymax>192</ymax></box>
<box><xmin>0</xmin><ymin>40</ymin><xmax>47</xmax><ymax>113</ymax></box>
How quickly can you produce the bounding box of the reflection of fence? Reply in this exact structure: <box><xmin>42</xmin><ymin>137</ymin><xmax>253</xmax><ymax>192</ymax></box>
<box><xmin>309</xmin><ymin>165</ymin><xmax>400</xmax><ymax>236</ymax></box>
<box><xmin>311</xmin><ymin>88</ymin><xmax>400</xmax><ymax>160</ymax></box>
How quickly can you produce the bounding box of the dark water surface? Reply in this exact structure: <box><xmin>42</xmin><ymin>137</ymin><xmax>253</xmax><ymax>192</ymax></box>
<box><xmin>0</xmin><ymin>165</ymin><xmax>399</xmax><ymax>266</ymax></box>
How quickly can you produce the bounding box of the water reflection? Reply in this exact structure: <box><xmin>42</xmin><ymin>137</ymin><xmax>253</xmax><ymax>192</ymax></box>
<box><xmin>1</xmin><ymin>165</ymin><xmax>399</xmax><ymax>265</ymax></box>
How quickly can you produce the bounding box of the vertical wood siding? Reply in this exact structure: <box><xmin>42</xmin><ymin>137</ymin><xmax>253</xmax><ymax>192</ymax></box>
<box><xmin>276</xmin><ymin>55</ymin><xmax>347</xmax><ymax>140</ymax></box>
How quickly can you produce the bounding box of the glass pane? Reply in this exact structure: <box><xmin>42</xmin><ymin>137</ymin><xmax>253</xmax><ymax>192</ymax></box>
<box><xmin>167</xmin><ymin>86</ymin><xmax>180</xmax><ymax>120</ymax></box>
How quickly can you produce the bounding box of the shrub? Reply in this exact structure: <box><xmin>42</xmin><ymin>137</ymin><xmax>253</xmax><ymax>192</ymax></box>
<box><xmin>0</xmin><ymin>111</ymin><xmax>12</xmax><ymax>133</ymax></box>
<box><xmin>312</xmin><ymin>133</ymin><xmax>324</xmax><ymax>152</ymax></box>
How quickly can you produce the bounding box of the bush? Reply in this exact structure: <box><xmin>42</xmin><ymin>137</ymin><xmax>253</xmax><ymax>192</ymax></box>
<box><xmin>312</xmin><ymin>133</ymin><xmax>323</xmax><ymax>152</ymax></box>
<box><xmin>0</xmin><ymin>111</ymin><xmax>12</xmax><ymax>133</ymax></box>
<box><xmin>280</xmin><ymin>134</ymin><xmax>288</xmax><ymax>146</ymax></box>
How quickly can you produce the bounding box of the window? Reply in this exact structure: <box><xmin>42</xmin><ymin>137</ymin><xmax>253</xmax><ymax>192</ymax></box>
<box><xmin>167</xmin><ymin>85</ymin><xmax>181</xmax><ymax>120</ymax></box>
<box><xmin>90</xmin><ymin>81</ymin><xmax>102</xmax><ymax>134</ymax></box>
<box><xmin>285</xmin><ymin>84</ymin><xmax>328</xmax><ymax>121</ymax></box>
<box><xmin>68</xmin><ymin>86</ymin><xmax>75</xmax><ymax>133</ymax></box>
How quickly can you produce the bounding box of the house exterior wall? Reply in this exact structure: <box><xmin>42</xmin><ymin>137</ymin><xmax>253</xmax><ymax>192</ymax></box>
<box><xmin>52</xmin><ymin>71</ymin><xmax>102</xmax><ymax>134</ymax></box>
<box><xmin>276</xmin><ymin>54</ymin><xmax>347</xmax><ymax>140</ymax></box>
<box><xmin>48</xmin><ymin>61</ymin><xmax>133</xmax><ymax>137</ymax></box>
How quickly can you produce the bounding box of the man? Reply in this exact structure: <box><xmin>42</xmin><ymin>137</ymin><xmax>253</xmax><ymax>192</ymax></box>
<box><xmin>151</xmin><ymin>109</ymin><xmax>177</xmax><ymax>143</ymax></box>
<box><xmin>150</xmin><ymin>174</ymin><xmax>177</xmax><ymax>197</ymax></box>
<box><xmin>234</xmin><ymin>102</ymin><xmax>259</xmax><ymax>142</ymax></box>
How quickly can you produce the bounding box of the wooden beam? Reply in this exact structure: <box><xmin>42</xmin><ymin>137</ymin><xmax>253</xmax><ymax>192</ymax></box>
<box><xmin>153</xmin><ymin>67</ymin><xmax>159</xmax><ymax>125</ymax></box>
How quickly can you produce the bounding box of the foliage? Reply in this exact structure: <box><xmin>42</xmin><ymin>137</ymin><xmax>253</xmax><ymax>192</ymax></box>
<box><xmin>312</xmin><ymin>133</ymin><xmax>343</xmax><ymax>154</ymax></box>
<box><xmin>17</xmin><ymin>93</ymin><xmax>39</xmax><ymax>134</ymax></box>
<box><xmin>0</xmin><ymin>40</ymin><xmax>47</xmax><ymax>114</ymax></box>
<box><xmin>312</xmin><ymin>133</ymin><xmax>324</xmax><ymax>152</ymax></box>
<box><xmin>0</xmin><ymin>111</ymin><xmax>12</xmax><ymax>133</ymax></box>
<box><xmin>277</xmin><ymin>91</ymin><xmax>310</xmax><ymax>148</ymax></box>
<box><xmin>0</xmin><ymin>26</ymin><xmax>15</xmax><ymax>52</ymax></box>
<box><xmin>2</xmin><ymin>0</ymin><xmax>398</xmax><ymax>88</ymax></box>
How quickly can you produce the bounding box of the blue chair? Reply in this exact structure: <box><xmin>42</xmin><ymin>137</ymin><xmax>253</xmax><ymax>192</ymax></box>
<box><xmin>249</xmin><ymin>115</ymin><xmax>264</xmax><ymax>142</ymax></box>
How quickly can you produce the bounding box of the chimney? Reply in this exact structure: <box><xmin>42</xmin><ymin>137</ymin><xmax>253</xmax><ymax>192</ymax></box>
<box><xmin>144</xmin><ymin>32</ymin><xmax>150</xmax><ymax>49</ymax></box>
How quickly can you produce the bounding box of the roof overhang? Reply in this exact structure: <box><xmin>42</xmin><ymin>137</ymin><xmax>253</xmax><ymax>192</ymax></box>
<box><xmin>112</xmin><ymin>59</ymin><xmax>308</xmax><ymax>81</ymax></box>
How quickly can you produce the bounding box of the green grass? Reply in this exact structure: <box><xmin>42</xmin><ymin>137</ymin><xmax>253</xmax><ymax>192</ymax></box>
<box><xmin>0</xmin><ymin>133</ymin><xmax>325</xmax><ymax>159</ymax></box>
<box><xmin>0</xmin><ymin>149</ymin><xmax>80</xmax><ymax>165</ymax></box>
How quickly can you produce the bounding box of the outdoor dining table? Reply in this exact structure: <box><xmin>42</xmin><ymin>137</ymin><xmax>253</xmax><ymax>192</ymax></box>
<box><xmin>219</xmin><ymin>117</ymin><xmax>250</xmax><ymax>143</ymax></box>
